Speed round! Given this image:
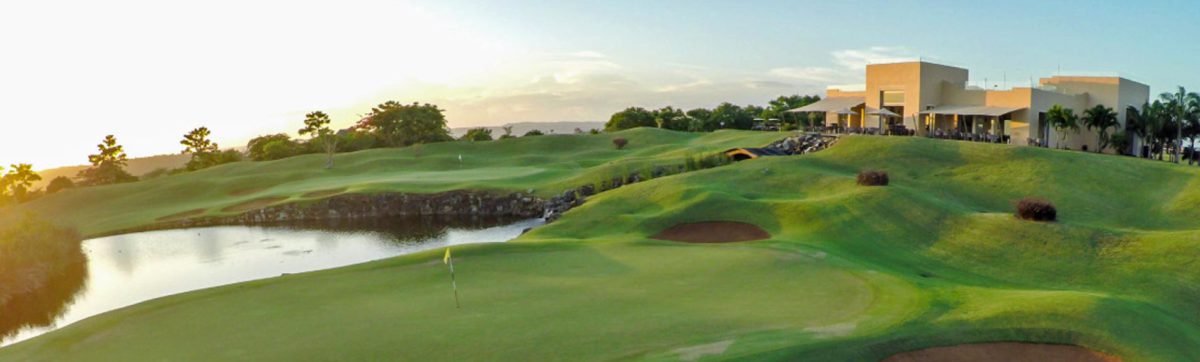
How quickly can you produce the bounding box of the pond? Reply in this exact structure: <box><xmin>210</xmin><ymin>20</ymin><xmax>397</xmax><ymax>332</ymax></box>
<box><xmin>0</xmin><ymin>216</ymin><xmax>543</xmax><ymax>347</ymax></box>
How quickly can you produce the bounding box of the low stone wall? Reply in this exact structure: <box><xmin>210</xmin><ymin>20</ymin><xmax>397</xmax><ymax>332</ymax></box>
<box><xmin>124</xmin><ymin>191</ymin><xmax>545</xmax><ymax>235</ymax></box>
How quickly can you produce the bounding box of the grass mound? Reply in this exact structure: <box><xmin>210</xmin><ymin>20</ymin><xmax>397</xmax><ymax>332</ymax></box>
<box><xmin>650</xmin><ymin>221</ymin><xmax>770</xmax><ymax>243</ymax></box>
<box><xmin>882</xmin><ymin>342</ymin><xmax>1121</xmax><ymax>362</ymax></box>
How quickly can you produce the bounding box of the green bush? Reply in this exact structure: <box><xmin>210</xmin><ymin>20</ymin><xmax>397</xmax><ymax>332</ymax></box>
<box><xmin>461</xmin><ymin>128</ymin><xmax>494</xmax><ymax>142</ymax></box>
<box><xmin>45</xmin><ymin>176</ymin><xmax>75</xmax><ymax>194</ymax></box>
<box><xmin>612</xmin><ymin>137</ymin><xmax>628</xmax><ymax>149</ymax></box>
<box><xmin>856</xmin><ymin>170</ymin><xmax>889</xmax><ymax>186</ymax></box>
<box><xmin>1016</xmin><ymin>198</ymin><xmax>1057</xmax><ymax>222</ymax></box>
<box><xmin>247</xmin><ymin>134</ymin><xmax>301</xmax><ymax>161</ymax></box>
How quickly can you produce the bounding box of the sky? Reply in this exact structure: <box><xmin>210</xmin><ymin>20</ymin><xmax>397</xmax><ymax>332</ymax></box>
<box><xmin>3</xmin><ymin>0</ymin><xmax>1200</xmax><ymax>169</ymax></box>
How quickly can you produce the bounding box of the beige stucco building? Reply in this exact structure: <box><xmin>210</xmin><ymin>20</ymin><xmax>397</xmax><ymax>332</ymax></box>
<box><xmin>790</xmin><ymin>61</ymin><xmax>1149</xmax><ymax>152</ymax></box>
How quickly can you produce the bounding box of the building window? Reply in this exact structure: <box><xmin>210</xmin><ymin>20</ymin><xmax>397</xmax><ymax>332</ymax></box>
<box><xmin>882</xmin><ymin>91</ymin><xmax>905</xmax><ymax>105</ymax></box>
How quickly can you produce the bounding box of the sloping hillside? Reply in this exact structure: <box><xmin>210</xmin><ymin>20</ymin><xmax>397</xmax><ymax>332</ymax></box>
<box><xmin>8</xmin><ymin>129</ymin><xmax>783</xmax><ymax>236</ymax></box>
<box><xmin>3</xmin><ymin>134</ymin><xmax>1198</xmax><ymax>361</ymax></box>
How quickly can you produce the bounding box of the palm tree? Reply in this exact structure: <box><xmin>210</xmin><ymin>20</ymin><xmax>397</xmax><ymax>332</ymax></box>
<box><xmin>1082</xmin><ymin>105</ymin><xmax>1119</xmax><ymax>153</ymax></box>
<box><xmin>1046</xmin><ymin>104</ymin><xmax>1080</xmax><ymax>149</ymax></box>
<box><xmin>1160</xmin><ymin>86</ymin><xmax>1200</xmax><ymax>163</ymax></box>
<box><xmin>1125</xmin><ymin>105</ymin><xmax>1148</xmax><ymax>157</ymax></box>
<box><xmin>1186</xmin><ymin>95</ymin><xmax>1200</xmax><ymax>165</ymax></box>
<box><xmin>1140</xmin><ymin>101</ymin><xmax>1168</xmax><ymax>160</ymax></box>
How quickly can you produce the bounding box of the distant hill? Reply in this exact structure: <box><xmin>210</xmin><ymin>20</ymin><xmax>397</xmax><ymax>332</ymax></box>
<box><xmin>450</xmin><ymin>121</ymin><xmax>604</xmax><ymax>138</ymax></box>
<box><xmin>33</xmin><ymin>153</ymin><xmax>191</xmax><ymax>189</ymax></box>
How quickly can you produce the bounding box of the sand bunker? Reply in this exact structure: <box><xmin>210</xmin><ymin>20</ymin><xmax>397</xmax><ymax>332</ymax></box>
<box><xmin>221</xmin><ymin>196</ymin><xmax>288</xmax><ymax>213</ymax></box>
<box><xmin>651</xmin><ymin>221</ymin><xmax>769</xmax><ymax>243</ymax></box>
<box><xmin>883</xmin><ymin>342</ymin><xmax>1121</xmax><ymax>362</ymax></box>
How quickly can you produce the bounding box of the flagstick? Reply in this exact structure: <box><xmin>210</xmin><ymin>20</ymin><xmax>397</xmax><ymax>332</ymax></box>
<box><xmin>449</xmin><ymin>257</ymin><xmax>461</xmax><ymax>309</ymax></box>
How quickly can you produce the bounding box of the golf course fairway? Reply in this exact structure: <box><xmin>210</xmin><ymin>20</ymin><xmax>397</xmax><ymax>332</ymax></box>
<box><xmin>3</xmin><ymin>129</ymin><xmax>1200</xmax><ymax>361</ymax></box>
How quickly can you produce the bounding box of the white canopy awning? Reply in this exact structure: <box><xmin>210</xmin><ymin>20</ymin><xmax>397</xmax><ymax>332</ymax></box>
<box><xmin>919</xmin><ymin>105</ymin><xmax>1025</xmax><ymax>117</ymax></box>
<box><xmin>867</xmin><ymin>108</ymin><xmax>900</xmax><ymax>117</ymax></box>
<box><xmin>786</xmin><ymin>97</ymin><xmax>865</xmax><ymax>113</ymax></box>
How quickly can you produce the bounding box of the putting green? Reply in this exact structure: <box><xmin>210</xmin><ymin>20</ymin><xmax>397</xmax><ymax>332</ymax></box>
<box><xmin>0</xmin><ymin>242</ymin><xmax>918</xmax><ymax>361</ymax></box>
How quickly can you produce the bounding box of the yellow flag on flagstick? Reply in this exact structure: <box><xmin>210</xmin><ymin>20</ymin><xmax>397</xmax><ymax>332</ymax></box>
<box><xmin>443</xmin><ymin>248</ymin><xmax>451</xmax><ymax>264</ymax></box>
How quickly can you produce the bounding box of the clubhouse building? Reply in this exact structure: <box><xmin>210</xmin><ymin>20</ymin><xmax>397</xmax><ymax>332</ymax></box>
<box><xmin>788</xmin><ymin>61</ymin><xmax>1149</xmax><ymax>151</ymax></box>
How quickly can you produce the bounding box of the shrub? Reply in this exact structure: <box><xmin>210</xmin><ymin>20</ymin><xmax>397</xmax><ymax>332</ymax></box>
<box><xmin>856</xmin><ymin>170</ymin><xmax>889</xmax><ymax>186</ymax></box>
<box><xmin>336</xmin><ymin>130</ymin><xmax>379</xmax><ymax>152</ymax></box>
<box><xmin>460</xmin><ymin>128</ymin><xmax>494</xmax><ymax>142</ymax></box>
<box><xmin>523</xmin><ymin>129</ymin><xmax>544</xmax><ymax>137</ymax></box>
<box><xmin>185</xmin><ymin>149</ymin><xmax>243</xmax><ymax>171</ymax></box>
<box><xmin>1016</xmin><ymin>198</ymin><xmax>1057</xmax><ymax>222</ymax></box>
<box><xmin>45</xmin><ymin>176</ymin><xmax>75</xmax><ymax>194</ymax></box>
<box><xmin>612</xmin><ymin>137</ymin><xmax>629</xmax><ymax>150</ymax></box>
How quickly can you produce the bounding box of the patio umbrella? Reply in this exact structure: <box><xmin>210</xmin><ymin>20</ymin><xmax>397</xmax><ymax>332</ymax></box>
<box><xmin>834</xmin><ymin>108</ymin><xmax>856</xmax><ymax>132</ymax></box>
<box><xmin>868</xmin><ymin>108</ymin><xmax>900</xmax><ymax>133</ymax></box>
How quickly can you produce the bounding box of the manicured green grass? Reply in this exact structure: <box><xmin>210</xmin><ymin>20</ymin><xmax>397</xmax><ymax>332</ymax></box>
<box><xmin>3</xmin><ymin>132</ymin><xmax>1200</xmax><ymax>361</ymax></box>
<box><xmin>7</xmin><ymin>128</ymin><xmax>783</xmax><ymax>237</ymax></box>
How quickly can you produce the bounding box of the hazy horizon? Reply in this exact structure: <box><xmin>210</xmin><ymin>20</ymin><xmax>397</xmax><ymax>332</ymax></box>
<box><xmin>4</xmin><ymin>0</ymin><xmax>1199</xmax><ymax>169</ymax></box>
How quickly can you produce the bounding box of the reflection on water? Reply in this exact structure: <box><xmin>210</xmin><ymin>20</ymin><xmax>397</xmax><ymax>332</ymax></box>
<box><xmin>0</xmin><ymin>258</ymin><xmax>87</xmax><ymax>342</ymax></box>
<box><xmin>0</xmin><ymin>216</ymin><xmax>542</xmax><ymax>347</ymax></box>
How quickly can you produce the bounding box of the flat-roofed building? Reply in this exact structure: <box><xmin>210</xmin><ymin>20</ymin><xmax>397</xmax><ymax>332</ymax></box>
<box><xmin>788</xmin><ymin>61</ymin><xmax>1149</xmax><ymax>152</ymax></box>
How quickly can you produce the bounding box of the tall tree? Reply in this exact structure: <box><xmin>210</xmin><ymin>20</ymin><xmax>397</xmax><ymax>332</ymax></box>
<box><xmin>1046</xmin><ymin>105</ymin><xmax>1080</xmax><ymax>149</ymax></box>
<box><xmin>1160</xmin><ymin>87</ymin><xmax>1199</xmax><ymax>163</ymax></box>
<box><xmin>685</xmin><ymin>108</ymin><xmax>713</xmax><ymax>132</ymax></box>
<box><xmin>1081</xmin><ymin>105</ymin><xmax>1119</xmax><ymax>153</ymax></box>
<box><xmin>78</xmin><ymin>135</ymin><xmax>135</xmax><ymax>186</ymax></box>
<box><xmin>605</xmin><ymin>107</ymin><xmax>655</xmax><ymax>131</ymax></box>
<box><xmin>180</xmin><ymin>127</ymin><xmax>219</xmax><ymax>155</ymax></box>
<box><xmin>652</xmin><ymin>106</ymin><xmax>687</xmax><ymax>130</ymax></box>
<box><xmin>299</xmin><ymin>111</ymin><xmax>339</xmax><ymax>169</ymax></box>
<box><xmin>1187</xmin><ymin>95</ymin><xmax>1200</xmax><ymax>165</ymax></box>
<box><xmin>1146</xmin><ymin>100</ymin><xmax>1171</xmax><ymax>160</ymax></box>
<box><xmin>1125</xmin><ymin>105</ymin><xmax>1148</xmax><ymax>157</ymax></box>
<box><xmin>356</xmin><ymin>101</ymin><xmax>452</xmax><ymax>147</ymax></box>
<box><xmin>710</xmin><ymin>103</ymin><xmax>755</xmax><ymax>130</ymax></box>
<box><xmin>180</xmin><ymin>127</ymin><xmax>222</xmax><ymax>170</ymax></box>
<box><xmin>768</xmin><ymin>94</ymin><xmax>821</xmax><ymax>130</ymax></box>
<box><xmin>2</xmin><ymin>164</ymin><xmax>42</xmax><ymax>201</ymax></box>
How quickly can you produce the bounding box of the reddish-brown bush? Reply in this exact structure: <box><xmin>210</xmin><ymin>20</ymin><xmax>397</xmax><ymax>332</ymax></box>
<box><xmin>856</xmin><ymin>170</ymin><xmax>889</xmax><ymax>186</ymax></box>
<box><xmin>1016</xmin><ymin>198</ymin><xmax>1057</xmax><ymax>222</ymax></box>
<box><xmin>612</xmin><ymin>137</ymin><xmax>629</xmax><ymax>150</ymax></box>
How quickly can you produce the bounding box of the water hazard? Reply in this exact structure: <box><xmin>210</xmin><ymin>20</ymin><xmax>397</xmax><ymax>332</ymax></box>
<box><xmin>0</xmin><ymin>216</ymin><xmax>542</xmax><ymax>347</ymax></box>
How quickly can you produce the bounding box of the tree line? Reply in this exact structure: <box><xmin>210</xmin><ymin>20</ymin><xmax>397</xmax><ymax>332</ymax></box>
<box><xmin>1046</xmin><ymin>86</ymin><xmax>1200</xmax><ymax>164</ymax></box>
<box><xmin>0</xmin><ymin>100</ymin><xmax>570</xmax><ymax>205</ymax></box>
<box><xmin>603</xmin><ymin>95</ymin><xmax>822</xmax><ymax>132</ymax></box>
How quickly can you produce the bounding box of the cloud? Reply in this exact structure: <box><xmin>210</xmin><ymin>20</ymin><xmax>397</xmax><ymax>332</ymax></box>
<box><xmin>765</xmin><ymin>46</ymin><xmax>921</xmax><ymax>88</ymax></box>
<box><xmin>831</xmin><ymin>46</ymin><xmax>916</xmax><ymax>70</ymax></box>
<box><xmin>768</xmin><ymin>66</ymin><xmax>842</xmax><ymax>83</ymax></box>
